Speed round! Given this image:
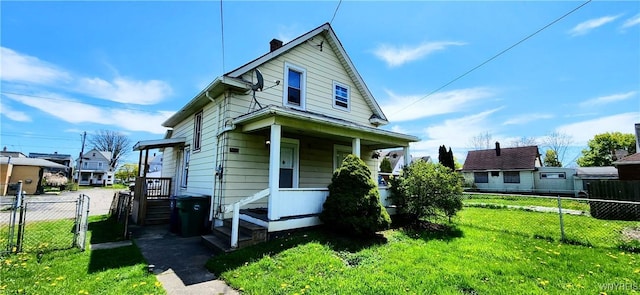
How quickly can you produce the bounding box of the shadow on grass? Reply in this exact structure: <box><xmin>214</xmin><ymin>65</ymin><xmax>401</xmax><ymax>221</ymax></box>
<box><xmin>88</xmin><ymin>215</ymin><xmax>126</xmax><ymax>244</ymax></box>
<box><xmin>88</xmin><ymin>245</ymin><xmax>146</xmax><ymax>273</ymax></box>
<box><xmin>206</xmin><ymin>227</ymin><xmax>388</xmax><ymax>275</ymax></box>
<box><xmin>396</xmin><ymin>219</ymin><xmax>464</xmax><ymax>242</ymax></box>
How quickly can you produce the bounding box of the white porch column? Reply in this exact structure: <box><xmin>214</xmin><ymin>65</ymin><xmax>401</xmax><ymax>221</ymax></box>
<box><xmin>268</xmin><ymin>124</ymin><xmax>282</xmax><ymax>220</ymax></box>
<box><xmin>403</xmin><ymin>146</ymin><xmax>411</xmax><ymax>168</ymax></box>
<box><xmin>352</xmin><ymin>138</ymin><xmax>361</xmax><ymax>158</ymax></box>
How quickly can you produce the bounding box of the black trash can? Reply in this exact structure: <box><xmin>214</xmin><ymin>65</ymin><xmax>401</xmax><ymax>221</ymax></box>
<box><xmin>169</xmin><ymin>196</ymin><xmax>181</xmax><ymax>234</ymax></box>
<box><xmin>175</xmin><ymin>195</ymin><xmax>209</xmax><ymax>237</ymax></box>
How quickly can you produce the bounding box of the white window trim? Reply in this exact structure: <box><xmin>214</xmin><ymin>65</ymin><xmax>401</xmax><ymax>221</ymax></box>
<box><xmin>332</xmin><ymin>81</ymin><xmax>350</xmax><ymax>111</ymax></box>
<box><xmin>283</xmin><ymin>62</ymin><xmax>306</xmax><ymax>110</ymax></box>
<box><xmin>193</xmin><ymin>111</ymin><xmax>203</xmax><ymax>152</ymax></box>
<box><xmin>333</xmin><ymin>144</ymin><xmax>352</xmax><ymax>171</ymax></box>
<box><xmin>181</xmin><ymin>147</ymin><xmax>190</xmax><ymax>188</ymax></box>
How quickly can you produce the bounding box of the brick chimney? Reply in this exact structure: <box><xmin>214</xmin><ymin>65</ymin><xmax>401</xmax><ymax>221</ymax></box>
<box><xmin>270</xmin><ymin>39</ymin><xmax>283</xmax><ymax>52</ymax></box>
<box><xmin>495</xmin><ymin>142</ymin><xmax>501</xmax><ymax>156</ymax></box>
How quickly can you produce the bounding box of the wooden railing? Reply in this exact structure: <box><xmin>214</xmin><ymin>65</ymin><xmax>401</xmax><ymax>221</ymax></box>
<box><xmin>133</xmin><ymin>177</ymin><xmax>172</xmax><ymax>224</ymax></box>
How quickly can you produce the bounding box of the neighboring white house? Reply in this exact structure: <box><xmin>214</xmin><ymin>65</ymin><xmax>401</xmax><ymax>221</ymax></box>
<box><xmin>461</xmin><ymin>143</ymin><xmax>619</xmax><ymax>196</ymax></box>
<box><xmin>132</xmin><ymin>23</ymin><xmax>419</xmax><ymax>247</ymax></box>
<box><xmin>75</xmin><ymin>148</ymin><xmax>114</xmax><ymax>186</ymax></box>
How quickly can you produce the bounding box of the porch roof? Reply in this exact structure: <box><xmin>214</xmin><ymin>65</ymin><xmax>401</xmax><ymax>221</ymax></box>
<box><xmin>133</xmin><ymin>137</ymin><xmax>187</xmax><ymax>151</ymax></box>
<box><xmin>232</xmin><ymin>105</ymin><xmax>419</xmax><ymax>149</ymax></box>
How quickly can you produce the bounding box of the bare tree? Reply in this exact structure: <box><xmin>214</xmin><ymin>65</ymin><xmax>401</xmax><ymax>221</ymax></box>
<box><xmin>88</xmin><ymin>130</ymin><xmax>132</xmax><ymax>169</ymax></box>
<box><xmin>542</xmin><ymin>131</ymin><xmax>573</xmax><ymax>167</ymax></box>
<box><xmin>509</xmin><ymin>136</ymin><xmax>537</xmax><ymax>148</ymax></box>
<box><xmin>468</xmin><ymin>131</ymin><xmax>493</xmax><ymax>150</ymax></box>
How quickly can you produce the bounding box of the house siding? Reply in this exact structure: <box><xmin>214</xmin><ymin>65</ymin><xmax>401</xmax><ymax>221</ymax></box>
<box><xmin>166</xmin><ymin>96</ymin><xmax>221</xmax><ymax>196</ymax></box>
<box><xmin>228</xmin><ymin>35</ymin><xmax>376</xmax><ymax>127</ymax></box>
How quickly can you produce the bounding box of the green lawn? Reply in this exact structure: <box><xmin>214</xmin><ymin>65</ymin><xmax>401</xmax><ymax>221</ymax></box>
<box><xmin>207</xmin><ymin>207</ymin><xmax>640</xmax><ymax>295</ymax></box>
<box><xmin>0</xmin><ymin>215</ymin><xmax>163</xmax><ymax>295</ymax></box>
<box><xmin>463</xmin><ymin>193</ymin><xmax>591</xmax><ymax>212</ymax></box>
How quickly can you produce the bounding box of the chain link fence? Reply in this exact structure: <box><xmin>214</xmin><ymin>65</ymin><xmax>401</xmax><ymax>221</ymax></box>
<box><xmin>460</xmin><ymin>192</ymin><xmax>640</xmax><ymax>251</ymax></box>
<box><xmin>1</xmin><ymin>182</ymin><xmax>90</xmax><ymax>257</ymax></box>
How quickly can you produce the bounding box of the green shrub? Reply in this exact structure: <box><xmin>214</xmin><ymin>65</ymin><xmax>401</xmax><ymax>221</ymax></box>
<box><xmin>320</xmin><ymin>154</ymin><xmax>391</xmax><ymax>236</ymax></box>
<box><xmin>379</xmin><ymin>157</ymin><xmax>392</xmax><ymax>173</ymax></box>
<box><xmin>389</xmin><ymin>160</ymin><xmax>464</xmax><ymax>223</ymax></box>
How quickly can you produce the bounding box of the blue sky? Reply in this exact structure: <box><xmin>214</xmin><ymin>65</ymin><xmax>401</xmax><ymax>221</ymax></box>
<box><xmin>1</xmin><ymin>1</ymin><xmax>638</xmax><ymax>166</ymax></box>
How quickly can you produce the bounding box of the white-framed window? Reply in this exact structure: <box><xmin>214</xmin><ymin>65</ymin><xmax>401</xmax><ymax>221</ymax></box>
<box><xmin>504</xmin><ymin>171</ymin><xmax>520</xmax><ymax>183</ymax></box>
<box><xmin>284</xmin><ymin>63</ymin><xmax>306</xmax><ymax>109</ymax></box>
<box><xmin>193</xmin><ymin>111</ymin><xmax>203</xmax><ymax>151</ymax></box>
<box><xmin>181</xmin><ymin>147</ymin><xmax>190</xmax><ymax>188</ymax></box>
<box><xmin>98</xmin><ymin>162</ymin><xmax>103</xmax><ymax>168</ymax></box>
<box><xmin>333</xmin><ymin>81</ymin><xmax>350</xmax><ymax>110</ymax></box>
<box><xmin>333</xmin><ymin>144</ymin><xmax>352</xmax><ymax>171</ymax></box>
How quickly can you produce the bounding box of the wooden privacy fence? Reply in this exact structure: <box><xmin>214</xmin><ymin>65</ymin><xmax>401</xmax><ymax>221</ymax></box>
<box><xmin>588</xmin><ymin>180</ymin><xmax>640</xmax><ymax>221</ymax></box>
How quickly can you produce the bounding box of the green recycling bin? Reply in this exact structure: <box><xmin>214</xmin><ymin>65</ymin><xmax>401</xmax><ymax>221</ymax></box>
<box><xmin>175</xmin><ymin>195</ymin><xmax>209</xmax><ymax>237</ymax></box>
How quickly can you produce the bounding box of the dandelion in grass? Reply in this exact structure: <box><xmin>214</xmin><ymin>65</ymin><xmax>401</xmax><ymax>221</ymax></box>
<box><xmin>133</xmin><ymin>283</ymin><xmax>138</xmax><ymax>288</ymax></box>
<box><xmin>139</xmin><ymin>282</ymin><xmax>146</xmax><ymax>285</ymax></box>
<box><xmin>154</xmin><ymin>281</ymin><xmax>162</xmax><ymax>288</ymax></box>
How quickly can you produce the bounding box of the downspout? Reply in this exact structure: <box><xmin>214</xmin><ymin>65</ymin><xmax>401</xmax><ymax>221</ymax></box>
<box><xmin>206</xmin><ymin>90</ymin><xmax>219</xmax><ymax>225</ymax></box>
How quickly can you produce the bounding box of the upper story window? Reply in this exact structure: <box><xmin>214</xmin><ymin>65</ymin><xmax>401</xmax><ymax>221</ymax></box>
<box><xmin>333</xmin><ymin>81</ymin><xmax>350</xmax><ymax>110</ymax></box>
<box><xmin>284</xmin><ymin>63</ymin><xmax>306</xmax><ymax>109</ymax></box>
<box><xmin>193</xmin><ymin>111</ymin><xmax>203</xmax><ymax>151</ymax></box>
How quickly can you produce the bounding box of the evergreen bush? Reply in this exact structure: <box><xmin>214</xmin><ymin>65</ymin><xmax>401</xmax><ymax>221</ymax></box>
<box><xmin>320</xmin><ymin>154</ymin><xmax>391</xmax><ymax>236</ymax></box>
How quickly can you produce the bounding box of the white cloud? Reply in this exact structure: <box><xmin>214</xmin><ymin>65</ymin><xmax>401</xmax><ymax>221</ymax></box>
<box><xmin>0</xmin><ymin>47</ymin><xmax>71</xmax><ymax>84</ymax></box>
<box><xmin>373</xmin><ymin>41</ymin><xmax>466</xmax><ymax>67</ymax></box>
<box><xmin>569</xmin><ymin>15</ymin><xmax>621</xmax><ymax>36</ymax></box>
<box><xmin>389</xmin><ymin>125</ymin><xmax>408</xmax><ymax>134</ymax></box>
<box><xmin>76</xmin><ymin>77</ymin><xmax>172</xmax><ymax>105</ymax></box>
<box><xmin>0</xmin><ymin>101</ymin><xmax>31</xmax><ymax>122</ymax></box>
<box><xmin>409</xmin><ymin>108</ymin><xmax>503</xmax><ymax>158</ymax></box>
<box><xmin>622</xmin><ymin>14</ymin><xmax>640</xmax><ymax>29</ymax></box>
<box><xmin>4</xmin><ymin>92</ymin><xmax>171</xmax><ymax>134</ymax></box>
<box><xmin>380</xmin><ymin>87</ymin><xmax>494</xmax><ymax>122</ymax></box>
<box><xmin>555</xmin><ymin>112</ymin><xmax>638</xmax><ymax>144</ymax></box>
<box><xmin>503</xmin><ymin>113</ymin><xmax>553</xmax><ymax>125</ymax></box>
<box><xmin>579</xmin><ymin>91</ymin><xmax>637</xmax><ymax>108</ymax></box>
<box><xmin>1</xmin><ymin>47</ymin><xmax>172</xmax><ymax>105</ymax></box>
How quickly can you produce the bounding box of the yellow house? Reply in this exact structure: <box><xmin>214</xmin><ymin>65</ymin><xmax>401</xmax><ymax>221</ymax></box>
<box><xmin>133</xmin><ymin>23</ymin><xmax>419</xmax><ymax>248</ymax></box>
<box><xmin>1</xmin><ymin>156</ymin><xmax>68</xmax><ymax>195</ymax></box>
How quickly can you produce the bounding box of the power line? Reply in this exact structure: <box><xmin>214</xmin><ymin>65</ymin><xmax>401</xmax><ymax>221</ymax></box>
<box><xmin>390</xmin><ymin>0</ymin><xmax>592</xmax><ymax>117</ymax></box>
<box><xmin>330</xmin><ymin>0</ymin><xmax>342</xmax><ymax>24</ymax></box>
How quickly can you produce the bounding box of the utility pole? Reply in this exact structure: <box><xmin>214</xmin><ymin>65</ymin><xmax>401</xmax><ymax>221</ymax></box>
<box><xmin>77</xmin><ymin>132</ymin><xmax>86</xmax><ymax>184</ymax></box>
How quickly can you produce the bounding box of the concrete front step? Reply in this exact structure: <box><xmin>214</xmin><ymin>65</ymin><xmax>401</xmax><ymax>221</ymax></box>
<box><xmin>201</xmin><ymin>218</ymin><xmax>267</xmax><ymax>252</ymax></box>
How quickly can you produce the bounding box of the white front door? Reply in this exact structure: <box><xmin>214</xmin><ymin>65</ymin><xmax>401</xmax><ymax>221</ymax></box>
<box><xmin>279</xmin><ymin>140</ymin><xmax>299</xmax><ymax>188</ymax></box>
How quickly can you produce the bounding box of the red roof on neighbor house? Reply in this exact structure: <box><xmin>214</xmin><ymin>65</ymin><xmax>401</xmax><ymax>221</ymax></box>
<box><xmin>614</xmin><ymin>153</ymin><xmax>640</xmax><ymax>165</ymax></box>
<box><xmin>462</xmin><ymin>145</ymin><xmax>540</xmax><ymax>171</ymax></box>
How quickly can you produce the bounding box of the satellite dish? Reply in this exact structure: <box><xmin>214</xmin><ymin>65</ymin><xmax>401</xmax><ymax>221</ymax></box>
<box><xmin>252</xmin><ymin>69</ymin><xmax>264</xmax><ymax>91</ymax></box>
<box><xmin>249</xmin><ymin>69</ymin><xmax>264</xmax><ymax>111</ymax></box>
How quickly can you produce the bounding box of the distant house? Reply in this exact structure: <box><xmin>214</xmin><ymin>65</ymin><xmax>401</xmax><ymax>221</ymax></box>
<box><xmin>460</xmin><ymin>142</ymin><xmax>622</xmax><ymax>196</ymax></box>
<box><xmin>613</xmin><ymin>153</ymin><xmax>640</xmax><ymax>180</ymax></box>
<box><xmin>462</xmin><ymin>143</ymin><xmax>545</xmax><ymax>193</ymax></box>
<box><xmin>28</xmin><ymin>152</ymin><xmax>73</xmax><ymax>177</ymax></box>
<box><xmin>0</xmin><ymin>156</ymin><xmax>68</xmax><ymax>195</ymax></box>
<box><xmin>75</xmin><ymin>148</ymin><xmax>114</xmax><ymax>186</ymax></box>
<box><xmin>146</xmin><ymin>153</ymin><xmax>163</xmax><ymax>178</ymax></box>
<box><xmin>381</xmin><ymin>149</ymin><xmax>430</xmax><ymax>175</ymax></box>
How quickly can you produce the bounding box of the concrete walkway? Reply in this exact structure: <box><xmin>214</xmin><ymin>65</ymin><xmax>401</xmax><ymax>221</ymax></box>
<box><xmin>130</xmin><ymin>224</ymin><xmax>239</xmax><ymax>295</ymax></box>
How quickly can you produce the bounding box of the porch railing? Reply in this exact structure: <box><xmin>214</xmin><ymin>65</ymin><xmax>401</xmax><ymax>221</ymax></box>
<box><xmin>223</xmin><ymin>188</ymin><xmax>270</xmax><ymax>248</ymax></box>
<box><xmin>132</xmin><ymin>177</ymin><xmax>172</xmax><ymax>225</ymax></box>
<box><xmin>222</xmin><ymin>187</ymin><xmax>391</xmax><ymax>249</ymax></box>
